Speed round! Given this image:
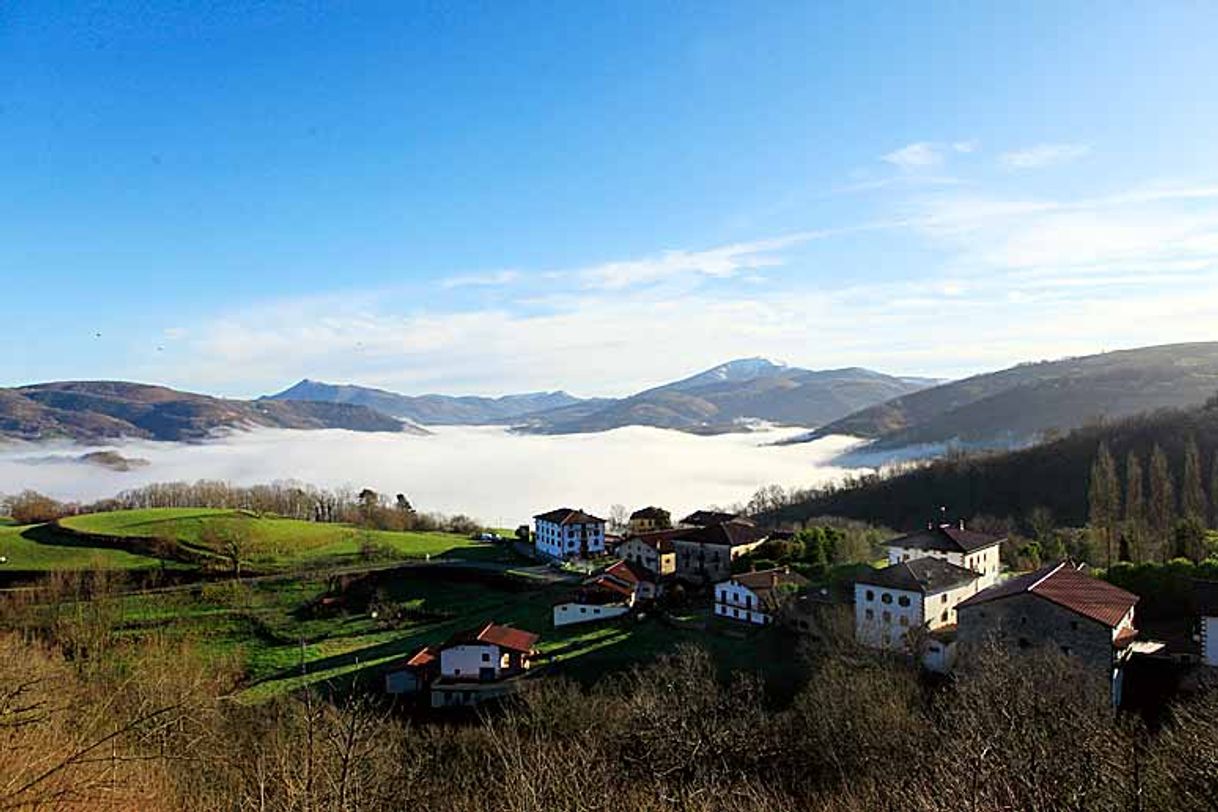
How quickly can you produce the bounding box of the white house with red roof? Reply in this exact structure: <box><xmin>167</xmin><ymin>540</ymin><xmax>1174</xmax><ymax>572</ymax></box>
<box><xmin>956</xmin><ymin>561</ymin><xmax>1140</xmax><ymax>703</ymax></box>
<box><xmin>431</xmin><ymin>621</ymin><xmax>541</xmax><ymax>708</ymax></box>
<box><xmin>885</xmin><ymin>522</ymin><xmax>1004</xmax><ymax>588</ymax></box>
<box><xmin>715</xmin><ymin>567</ymin><xmax>809</xmax><ymax>625</ymax></box>
<box><xmin>533</xmin><ymin>507</ymin><xmax>606</xmax><ymax>560</ymax></box>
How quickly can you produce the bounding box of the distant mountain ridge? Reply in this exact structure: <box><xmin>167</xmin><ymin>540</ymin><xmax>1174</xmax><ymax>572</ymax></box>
<box><xmin>263</xmin><ymin>359</ymin><xmax>936</xmax><ymax>436</ymax></box>
<box><xmin>263</xmin><ymin>380</ymin><xmax>584</xmax><ymax>425</ymax></box>
<box><xmin>512</xmin><ymin>358</ymin><xmax>935</xmax><ymax>434</ymax></box>
<box><xmin>797</xmin><ymin>342</ymin><xmax>1218</xmax><ymax>455</ymax></box>
<box><xmin>0</xmin><ymin>381</ymin><xmax>423</xmax><ymax>442</ymax></box>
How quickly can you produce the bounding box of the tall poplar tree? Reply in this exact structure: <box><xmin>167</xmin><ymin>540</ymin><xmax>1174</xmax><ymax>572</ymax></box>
<box><xmin>1181</xmin><ymin>437</ymin><xmax>1208</xmax><ymax>523</ymax></box>
<box><xmin>1123</xmin><ymin>450</ymin><xmax>1146</xmax><ymax>562</ymax></box>
<box><xmin>1148</xmin><ymin>444</ymin><xmax>1176</xmax><ymax>562</ymax></box>
<box><xmin>1087</xmin><ymin>441</ymin><xmax>1119</xmax><ymax>565</ymax></box>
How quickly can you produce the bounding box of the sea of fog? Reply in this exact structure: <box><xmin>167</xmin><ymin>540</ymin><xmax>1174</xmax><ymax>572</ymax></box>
<box><xmin>0</xmin><ymin>425</ymin><xmax>870</xmax><ymax>528</ymax></box>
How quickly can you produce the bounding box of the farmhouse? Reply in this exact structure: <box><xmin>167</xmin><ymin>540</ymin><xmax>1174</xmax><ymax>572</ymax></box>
<box><xmin>854</xmin><ymin>557</ymin><xmax>983</xmax><ymax>660</ymax></box>
<box><xmin>955</xmin><ymin>561</ymin><xmax>1139</xmax><ymax>703</ymax></box>
<box><xmin>618</xmin><ymin>529</ymin><xmax>680</xmax><ymax>578</ymax></box>
<box><xmin>553</xmin><ymin>576</ymin><xmax>635</xmax><ymax>627</ymax></box>
<box><xmin>533</xmin><ymin>508</ymin><xmax>606</xmax><ymax>560</ymax></box>
<box><xmin>714</xmin><ymin>567</ymin><xmax>809</xmax><ymax>625</ymax></box>
<box><xmin>672</xmin><ymin>520</ymin><xmax>769</xmax><ymax>585</ymax></box>
<box><xmin>1198</xmin><ymin>580</ymin><xmax>1218</xmax><ymax>668</ymax></box>
<box><xmin>430</xmin><ymin>621</ymin><xmax>540</xmax><ymax>708</ymax></box>
<box><xmin>885</xmin><ymin>522</ymin><xmax>1004</xmax><ymax>588</ymax></box>
<box><xmin>628</xmin><ymin>506</ymin><xmax>671</xmax><ymax>534</ymax></box>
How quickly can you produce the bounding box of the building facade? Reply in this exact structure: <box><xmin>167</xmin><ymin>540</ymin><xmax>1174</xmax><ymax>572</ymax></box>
<box><xmin>714</xmin><ymin>567</ymin><xmax>809</xmax><ymax>625</ymax></box>
<box><xmin>853</xmin><ymin>557</ymin><xmax>982</xmax><ymax>652</ymax></box>
<box><xmin>956</xmin><ymin>562</ymin><xmax>1139</xmax><ymax>704</ymax></box>
<box><xmin>672</xmin><ymin>520</ymin><xmax>768</xmax><ymax>585</ymax></box>
<box><xmin>628</xmin><ymin>506</ymin><xmax>671</xmax><ymax>535</ymax></box>
<box><xmin>884</xmin><ymin>523</ymin><xmax>1004</xmax><ymax>588</ymax></box>
<box><xmin>618</xmin><ymin>531</ymin><xmax>679</xmax><ymax>577</ymax></box>
<box><xmin>533</xmin><ymin>508</ymin><xmax>606</xmax><ymax>560</ymax></box>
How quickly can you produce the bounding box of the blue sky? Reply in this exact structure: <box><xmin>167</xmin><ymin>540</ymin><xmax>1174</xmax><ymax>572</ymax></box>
<box><xmin>3</xmin><ymin>2</ymin><xmax>1218</xmax><ymax>397</ymax></box>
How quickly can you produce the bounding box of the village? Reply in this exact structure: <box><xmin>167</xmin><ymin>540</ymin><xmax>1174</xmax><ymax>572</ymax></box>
<box><xmin>382</xmin><ymin>503</ymin><xmax>1218</xmax><ymax>711</ymax></box>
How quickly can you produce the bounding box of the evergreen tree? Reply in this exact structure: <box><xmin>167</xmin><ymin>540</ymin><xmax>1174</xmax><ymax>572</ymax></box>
<box><xmin>1148</xmin><ymin>444</ymin><xmax>1176</xmax><ymax>563</ymax></box>
<box><xmin>1181</xmin><ymin>437</ymin><xmax>1208</xmax><ymax>523</ymax></box>
<box><xmin>1087</xmin><ymin>442</ymin><xmax>1120</xmax><ymax>565</ymax></box>
<box><xmin>1123</xmin><ymin>450</ymin><xmax>1146</xmax><ymax>562</ymax></box>
<box><xmin>1210</xmin><ymin>453</ymin><xmax>1218</xmax><ymax>530</ymax></box>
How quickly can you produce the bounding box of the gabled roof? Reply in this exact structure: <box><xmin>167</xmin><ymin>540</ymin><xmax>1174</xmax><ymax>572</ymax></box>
<box><xmin>730</xmin><ymin>567</ymin><xmax>809</xmax><ymax>594</ymax></box>
<box><xmin>405</xmin><ymin>645</ymin><xmax>438</xmax><ymax>669</ymax></box>
<box><xmin>856</xmin><ymin>557</ymin><xmax>979</xmax><ymax>595</ymax></box>
<box><xmin>1195</xmin><ymin>580</ymin><xmax>1218</xmax><ymax>617</ymax></box>
<box><xmin>956</xmin><ymin>562</ymin><xmax>1139</xmax><ymax>628</ymax></box>
<box><xmin>630</xmin><ymin>506</ymin><xmax>669</xmax><ymax>521</ymax></box>
<box><xmin>446</xmin><ymin>621</ymin><xmax>540</xmax><ymax>653</ymax></box>
<box><xmin>624</xmin><ymin>529</ymin><xmax>681</xmax><ymax>552</ymax></box>
<box><xmin>673</xmin><ymin>519</ymin><xmax>767</xmax><ymax>548</ymax></box>
<box><xmin>603</xmin><ymin>559</ymin><xmax>653</xmax><ymax>585</ymax></box>
<box><xmin>681</xmin><ymin>510</ymin><xmax>748</xmax><ymax>527</ymax></box>
<box><xmin>559</xmin><ymin>577</ymin><xmax>634</xmax><ymax>606</ymax></box>
<box><xmin>533</xmin><ymin>507</ymin><xmax>605</xmax><ymax>526</ymax></box>
<box><xmin>887</xmin><ymin>523</ymin><xmax>1004</xmax><ymax>554</ymax></box>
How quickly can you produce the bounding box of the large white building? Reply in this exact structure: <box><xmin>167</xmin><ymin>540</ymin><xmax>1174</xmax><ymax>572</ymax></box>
<box><xmin>854</xmin><ymin>557</ymin><xmax>983</xmax><ymax>654</ymax></box>
<box><xmin>715</xmin><ymin>567</ymin><xmax>809</xmax><ymax>626</ymax></box>
<box><xmin>533</xmin><ymin>508</ymin><xmax>606</xmax><ymax>560</ymax></box>
<box><xmin>884</xmin><ymin>522</ymin><xmax>1004</xmax><ymax>589</ymax></box>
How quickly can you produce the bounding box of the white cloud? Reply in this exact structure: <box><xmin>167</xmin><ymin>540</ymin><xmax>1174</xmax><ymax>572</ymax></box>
<box><xmin>882</xmin><ymin>142</ymin><xmax>944</xmax><ymax>169</ymax></box>
<box><xmin>440</xmin><ymin>270</ymin><xmax>520</xmax><ymax>289</ymax></box>
<box><xmin>952</xmin><ymin>141</ymin><xmax>978</xmax><ymax>154</ymax></box>
<box><xmin>575</xmin><ymin>235</ymin><xmax>808</xmax><ymax>290</ymax></box>
<box><xmin>999</xmin><ymin>143</ymin><xmax>1091</xmax><ymax>169</ymax></box>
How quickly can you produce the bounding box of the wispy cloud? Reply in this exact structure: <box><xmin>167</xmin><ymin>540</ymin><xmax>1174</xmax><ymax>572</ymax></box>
<box><xmin>999</xmin><ymin>142</ymin><xmax>1091</xmax><ymax>169</ymax></box>
<box><xmin>575</xmin><ymin>234</ymin><xmax>810</xmax><ymax>290</ymax></box>
<box><xmin>882</xmin><ymin>142</ymin><xmax>944</xmax><ymax>169</ymax></box>
<box><xmin>441</xmin><ymin>270</ymin><xmax>520</xmax><ymax>289</ymax></box>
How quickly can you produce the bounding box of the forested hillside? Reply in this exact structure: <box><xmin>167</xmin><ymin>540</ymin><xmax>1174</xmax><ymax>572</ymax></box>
<box><xmin>771</xmin><ymin>397</ymin><xmax>1218</xmax><ymax>538</ymax></box>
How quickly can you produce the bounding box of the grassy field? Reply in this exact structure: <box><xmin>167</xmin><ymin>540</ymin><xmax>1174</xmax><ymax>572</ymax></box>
<box><xmin>0</xmin><ymin>522</ymin><xmax>166</xmax><ymax>571</ymax></box>
<box><xmin>89</xmin><ymin>565</ymin><xmax>803</xmax><ymax>703</ymax></box>
<box><xmin>60</xmin><ymin>508</ymin><xmax>513</xmax><ymax>569</ymax></box>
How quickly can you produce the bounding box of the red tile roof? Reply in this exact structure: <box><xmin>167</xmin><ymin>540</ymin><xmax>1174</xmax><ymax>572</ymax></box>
<box><xmin>674</xmin><ymin>519</ymin><xmax>767</xmax><ymax>548</ymax></box>
<box><xmin>957</xmin><ymin>562</ymin><xmax>1139</xmax><ymax>628</ymax></box>
<box><xmin>405</xmin><ymin>646</ymin><xmax>438</xmax><ymax>669</ymax></box>
<box><xmin>604</xmin><ymin>559</ymin><xmax>654</xmax><ymax>585</ymax></box>
<box><xmin>447</xmin><ymin>621</ymin><xmax>540</xmax><ymax>653</ymax></box>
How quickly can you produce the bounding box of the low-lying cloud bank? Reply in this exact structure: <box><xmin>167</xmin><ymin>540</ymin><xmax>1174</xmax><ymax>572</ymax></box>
<box><xmin>0</xmin><ymin>426</ymin><xmax>868</xmax><ymax>527</ymax></box>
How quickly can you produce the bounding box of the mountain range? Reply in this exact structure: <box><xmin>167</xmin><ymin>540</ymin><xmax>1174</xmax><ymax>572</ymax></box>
<box><xmin>262</xmin><ymin>380</ymin><xmax>589</xmax><ymax>425</ymax></box>
<box><xmin>265</xmin><ymin>359</ymin><xmax>936</xmax><ymax>435</ymax></box>
<box><xmin>0</xmin><ymin>381</ymin><xmax>423</xmax><ymax>443</ymax></box>
<box><xmin>795</xmin><ymin>342</ymin><xmax>1218</xmax><ymax>456</ymax></box>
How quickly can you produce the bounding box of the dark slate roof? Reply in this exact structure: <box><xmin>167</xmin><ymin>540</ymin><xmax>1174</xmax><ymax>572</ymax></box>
<box><xmin>681</xmin><ymin>510</ymin><xmax>748</xmax><ymax>527</ymax></box>
<box><xmin>673</xmin><ymin>519</ymin><xmax>767</xmax><ymax>548</ymax></box>
<box><xmin>625</xmin><ymin>529</ymin><xmax>681</xmax><ymax>552</ymax></box>
<box><xmin>957</xmin><ymin>561</ymin><xmax>1139</xmax><ymax>628</ymax></box>
<box><xmin>630</xmin><ymin>506</ymin><xmax>669</xmax><ymax>521</ymax></box>
<box><xmin>1196</xmin><ymin>580</ymin><xmax>1218</xmax><ymax>616</ymax></box>
<box><xmin>856</xmin><ymin>557</ymin><xmax>979</xmax><ymax>595</ymax></box>
<box><xmin>887</xmin><ymin>523</ymin><xmax>1004</xmax><ymax>554</ymax></box>
<box><xmin>533</xmin><ymin>507</ymin><xmax>605</xmax><ymax>526</ymax></box>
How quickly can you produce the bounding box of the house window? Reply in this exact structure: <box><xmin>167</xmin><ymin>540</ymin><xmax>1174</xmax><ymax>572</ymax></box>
<box><xmin>1018</xmin><ymin>637</ymin><xmax>1030</xmax><ymax>650</ymax></box>
<box><xmin>940</xmin><ymin>611</ymin><xmax>948</xmax><ymax>622</ymax></box>
<box><xmin>1070</xmin><ymin>621</ymin><xmax>1079</xmax><ymax>631</ymax></box>
<box><xmin>898</xmin><ymin>596</ymin><xmax>910</xmax><ymax>607</ymax></box>
<box><xmin>881</xmin><ymin>593</ymin><xmax>893</xmax><ymax>604</ymax></box>
<box><xmin>482</xmin><ymin>653</ymin><xmax>490</xmax><ymax>663</ymax></box>
<box><xmin>865</xmin><ymin>609</ymin><xmax>874</xmax><ymax>620</ymax></box>
<box><xmin>899</xmin><ymin>616</ymin><xmax>909</xmax><ymax>627</ymax></box>
<box><xmin>866</xmin><ymin>590</ymin><xmax>875</xmax><ymax>601</ymax></box>
<box><xmin>882</xmin><ymin>611</ymin><xmax>891</xmax><ymax>623</ymax></box>
<box><xmin>942</xmin><ymin>594</ymin><xmax>948</xmax><ymax>603</ymax></box>
<box><xmin>1061</xmin><ymin>646</ymin><xmax>1072</xmax><ymax>656</ymax></box>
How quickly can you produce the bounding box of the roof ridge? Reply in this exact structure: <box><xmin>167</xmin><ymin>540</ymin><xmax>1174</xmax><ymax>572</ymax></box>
<box><xmin>1026</xmin><ymin>561</ymin><xmax>1069</xmax><ymax>595</ymax></box>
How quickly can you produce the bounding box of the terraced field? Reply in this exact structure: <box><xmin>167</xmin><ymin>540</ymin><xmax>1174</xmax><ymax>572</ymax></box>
<box><xmin>0</xmin><ymin>521</ymin><xmax>165</xmax><ymax>571</ymax></box>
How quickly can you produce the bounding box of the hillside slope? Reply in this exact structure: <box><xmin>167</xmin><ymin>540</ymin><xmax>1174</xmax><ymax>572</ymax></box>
<box><xmin>0</xmin><ymin>381</ymin><xmax>420</xmax><ymax>442</ymax></box>
<box><xmin>264</xmin><ymin>379</ymin><xmax>585</xmax><ymax>425</ymax></box>
<box><xmin>516</xmin><ymin>359</ymin><xmax>934</xmax><ymax>434</ymax></box>
<box><xmin>770</xmin><ymin>399</ymin><xmax>1218</xmax><ymax>532</ymax></box>
<box><xmin>801</xmin><ymin>342</ymin><xmax>1218</xmax><ymax>452</ymax></box>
